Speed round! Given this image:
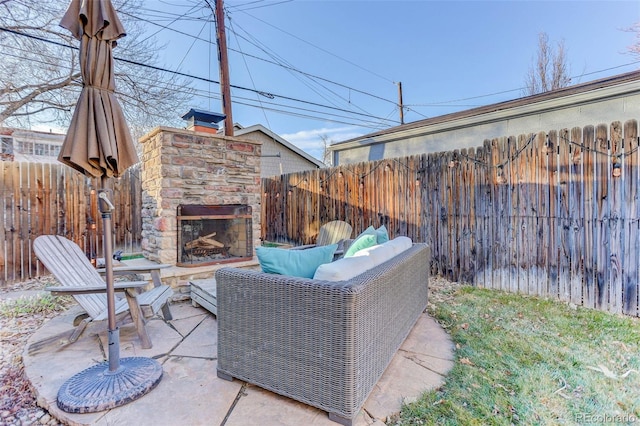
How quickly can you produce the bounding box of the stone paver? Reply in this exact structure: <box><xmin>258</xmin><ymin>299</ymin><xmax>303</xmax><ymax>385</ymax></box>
<box><xmin>363</xmin><ymin>315</ymin><xmax>454</xmax><ymax>421</ymax></box>
<box><xmin>23</xmin><ymin>302</ymin><xmax>454</xmax><ymax>426</ymax></box>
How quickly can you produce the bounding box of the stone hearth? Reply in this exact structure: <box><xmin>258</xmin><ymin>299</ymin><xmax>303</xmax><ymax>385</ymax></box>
<box><xmin>139</xmin><ymin>126</ymin><xmax>261</xmax><ymax>268</ymax></box>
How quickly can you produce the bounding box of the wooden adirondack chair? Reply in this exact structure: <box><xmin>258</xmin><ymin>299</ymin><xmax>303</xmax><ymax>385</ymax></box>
<box><xmin>32</xmin><ymin>235</ymin><xmax>173</xmax><ymax>349</ymax></box>
<box><xmin>292</xmin><ymin>220</ymin><xmax>353</xmax><ymax>257</ymax></box>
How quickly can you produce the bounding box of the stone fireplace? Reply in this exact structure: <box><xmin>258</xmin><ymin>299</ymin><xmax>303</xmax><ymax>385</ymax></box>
<box><xmin>139</xmin><ymin>126</ymin><xmax>261</xmax><ymax>266</ymax></box>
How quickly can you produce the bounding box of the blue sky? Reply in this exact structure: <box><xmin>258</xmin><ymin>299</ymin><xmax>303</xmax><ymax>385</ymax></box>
<box><xmin>138</xmin><ymin>0</ymin><xmax>640</xmax><ymax>160</ymax></box>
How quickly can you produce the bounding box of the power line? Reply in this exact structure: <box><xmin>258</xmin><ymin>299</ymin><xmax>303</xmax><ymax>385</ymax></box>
<box><xmin>0</xmin><ymin>54</ymin><xmax>385</xmax><ymax>132</ymax></box>
<box><xmin>0</xmin><ymin>26</ymin><xmax>398</xmax><ymax>126</ymax></box>
<box><xmin>407</xmin><ymin>60</ymin><xmax>640</xmax><ymax>108</ymax></box>
<box><xmin>123</xmin><ymin>9</ymin><xmax>398</xmax><ymax>107</ymax></box>
<box><xmin>227</xmin><ymin>46</ymin><xmax>398</xmax><ymax>105</ymax></box>
<box><xmin>228</xmin><ymin>0</ymin><xmax>294</xmax><ymax>12</ymax></box>
<box><xmin>0</xmin><ymin>43</ymin><xmax>389</xmax><ymax>129</ymax></box>
<box><xmin>236</xmin><ymin>9</ymin><xmax>397</xmax><ymax>85</ymax></box>
<box><xmin>132</xmin><ymin>2</ymin><xmax>204</xmax><ymax>48</ymax></box>
<box><xmin>226</xmin><ymin>16</ymin><xmax>376</xmax><ymax>118</ymax></box>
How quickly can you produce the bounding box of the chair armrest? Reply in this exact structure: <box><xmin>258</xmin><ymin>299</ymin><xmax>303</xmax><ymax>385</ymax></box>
<box><xmin>289</xmin><ymin>244</ymin><xmax>317</xmax><ymax>251</ymax></box>
<box><xmin>97</xmin><ymin>263</ymin><xmax>170</xmax><ymax>289</ymax></box>
<box><xmin>97</xmin><ymin>263</ymin><xmax>171</xmax><ymax>275</ymax></box>
<box><xmin>341</xmin><ymin>239</ymin><xmax>355</xmax><ymax>255</ymax></box>
<box><xmin>47</xmin><ymin>281</ymin><xmax>149</xmax><ymax>296</ymax></box>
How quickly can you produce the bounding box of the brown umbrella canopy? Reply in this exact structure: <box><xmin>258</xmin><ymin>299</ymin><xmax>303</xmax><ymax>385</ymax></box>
<box><xmin>58</xmin><ymin>0</ymin><xmax>138</xmax><ymax>178</ymax></box>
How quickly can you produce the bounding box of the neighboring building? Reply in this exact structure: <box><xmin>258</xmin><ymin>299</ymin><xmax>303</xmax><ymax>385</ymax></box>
<box><xmin>330</xmin><ymin>70</ymin><xmax>640</xmax><ymax>165</ymax></box>
<box><xmin>1</xmin><ymin>121</ymin><xmax>324</xmax><ymax>178</ymax></box>
<box><xmin>233</xmin><ymin>124</ymin><xmax>325</xmax><ymax>177</ymax></box>
<box><xmin>0</xmin><ymin>127</ymin><xmax>64</xmax><ymax>162</ymax></box>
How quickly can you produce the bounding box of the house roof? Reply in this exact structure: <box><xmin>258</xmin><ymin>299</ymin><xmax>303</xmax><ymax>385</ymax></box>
<box><xmin>331</xmin><ymin>69</ymin><xmax>640</xmax><ymax>149</ymax></box>
<box><xmin>234</xmin><ymin>124</ymin><xmax>325</xmax><ymax>168</ymax></box>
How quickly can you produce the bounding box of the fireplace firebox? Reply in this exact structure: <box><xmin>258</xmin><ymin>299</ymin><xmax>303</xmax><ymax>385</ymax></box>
<box><xmin>177</xmin><ymin>204</ymin><xmax>253</xmax><ymax>267</ymax></box>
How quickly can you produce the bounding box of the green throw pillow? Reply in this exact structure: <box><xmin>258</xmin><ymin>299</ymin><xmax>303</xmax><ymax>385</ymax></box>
<box><xmin>376</xmin><ymin>224</ymin><xmax>389</xmax><ymax>244</ymax></box>
<box><xmin>256</xmin><ymin>244</ymin><xmax>338</xmax><ymax>278</ymax></box>
<box><xmin>344</xmin><ymin>233</ymin><xmax>378</xmax><ymax>257</ymax></box>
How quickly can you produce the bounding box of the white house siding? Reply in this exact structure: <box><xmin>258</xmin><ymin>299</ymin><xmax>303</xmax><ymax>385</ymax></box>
<box><xmin>331</xmin><ymin>72</ymin><xmax>640</xmax><ymax>165</ymax></box>
<box><xmin>0</xmin><ymin>128</ymin><xmax>64</xmax><ymax>163</ymax></box>
<box><xmin>234</xmin><ymin>128</ymin><xmax>322</xmax><ymax>177</ymax></box>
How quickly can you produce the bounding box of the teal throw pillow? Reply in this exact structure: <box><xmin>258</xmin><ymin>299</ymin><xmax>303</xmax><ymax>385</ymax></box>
<box><xmin>376</xmin><ymin>224</ymin><xmax>389</xmax><ymax>244</ymax></box>
<box><xmin>344</xmin><ymin>233</ymin><xmax>378</xmax><ymax>257</ymax></box>
<box><xmin>256</xmin><ymin>244</ymin><xmax>338</xmax><ymax>278</ymax></box>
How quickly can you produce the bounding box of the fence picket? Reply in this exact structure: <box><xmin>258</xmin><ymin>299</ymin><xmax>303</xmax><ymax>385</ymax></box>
<box><xmin>609</xmin><ymin>121</ymin><xmax>624</xmax><ymax>314</ymax></box>
<box><xmin>623</xmin><ymin>120</ymin><xmax>639</xmax><ymax>316</ymax></box>
<box><xmin>583</xmin><ymin>125</ymin><xmax>597</xmax><ymax>308</ymax></box>
<box><xmin>595</xmin><ymin>124</ymin><xmax>610</xmax><ymax>310</ymax></box>
<box><xmin>570</xmin><ymin>126</ymin><xmax>584</xmax><ymax>306</ymax></box>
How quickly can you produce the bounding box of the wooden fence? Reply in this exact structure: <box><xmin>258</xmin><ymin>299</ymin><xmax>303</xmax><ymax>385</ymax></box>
<box><xmin>0</xmin><ymin>161</ymin><xmax>142</xmax><ymax>286</ymax></box>
<box><xmin>262</xmin><ymin>119</ymin><xmax>640</xmax><ymax>317</ymax></box>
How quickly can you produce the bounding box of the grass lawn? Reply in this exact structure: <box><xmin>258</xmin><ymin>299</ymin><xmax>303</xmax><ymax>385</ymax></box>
<box><xmin>394</xmin><ymin>279</ymin><xmax>640</xmax><ymax>425</ymax></box>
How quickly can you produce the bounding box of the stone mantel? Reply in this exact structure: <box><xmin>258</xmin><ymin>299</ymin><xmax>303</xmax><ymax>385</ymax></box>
<box><xmin>139</xmin><ymin>126</ymin><xmax>262</xmax><ymax>265</ymax></box>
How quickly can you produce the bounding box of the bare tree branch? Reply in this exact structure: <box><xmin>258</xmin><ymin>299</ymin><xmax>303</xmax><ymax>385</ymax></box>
<box><xmin>524</xmin><ymin>32</ymin><xmax>571</xmax><ymax>96</ymax></box>
<box><xmin>319</xmin><ymin>134</ymin><xmax>332</xmax><ymax>166</ymax></box>
<box><xmin>0</xmin><ymin>0</ymin><xmax>194</xmax><ymax>137</ymax></box>
<box><xmin>625</xmin><ymin>22</ymin><xmax>640</xmax><ymax>59</ymax></box>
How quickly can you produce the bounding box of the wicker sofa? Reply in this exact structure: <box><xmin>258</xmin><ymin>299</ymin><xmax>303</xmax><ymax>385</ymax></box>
<box><xmin>215</xmin><ymin>241</ymin><xmax>430</xmax><ymax>425</ymax></box>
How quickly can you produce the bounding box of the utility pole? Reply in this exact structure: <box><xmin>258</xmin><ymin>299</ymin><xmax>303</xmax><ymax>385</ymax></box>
<box><xmin>215</xmin><ymin>0</ymin><xmax>233</xmax><ymax>136</ymax></box>
<box><xmin>397</xmin><ymin>82</ymin><xmax>404</xmax><ymax>125</ymax></box>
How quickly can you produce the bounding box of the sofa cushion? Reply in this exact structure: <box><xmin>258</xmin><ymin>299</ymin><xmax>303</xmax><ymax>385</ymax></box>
<box><xmin>313</xmin><ymin>254</ymin><xmax>376</xmax><ymax>281</ymax></box>
<box><xmin>386</xmin><ymin>236</ymin><xmax>412</xmax><ymax>255</ymax></box>
<box><xmin>375</xmin><ymin>224</ymin><xmax>390</xmax><ymax>244</ymax></box>
<box><xmin>352</xmin><ymin>242</ymin><xmax>396</xmax><ymax>265</ymax></box>
<box><xmin>344</xmin><ymin>233</ymin><xmax>377</xmax><ymax>257</ymax></box>
<box><xmin>256</xmin><ymin>244</ymin><xmax>338</xmax><ymax>278</ymax></box>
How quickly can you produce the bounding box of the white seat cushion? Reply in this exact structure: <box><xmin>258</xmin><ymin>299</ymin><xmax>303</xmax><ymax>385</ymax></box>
<box><xmin>313</xmin><ymin>255</ymin><xmax>376</xmax><ymax>281</ymax></box>
<box><xmin>385</xmin><ymin>236</ymin><xmax>413</xmax><ymax>255</ymax></box>
<box><xmin>352</xmin><ymin>243</ymin><xmax>396</xmax><ymax>265</ymax></box>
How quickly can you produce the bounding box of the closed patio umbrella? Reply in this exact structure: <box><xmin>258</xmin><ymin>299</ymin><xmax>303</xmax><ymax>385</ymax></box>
<box><xmin>55</xmin><ymin>0</ymin><xmax>161</xmax><ymax>413</ymax></box>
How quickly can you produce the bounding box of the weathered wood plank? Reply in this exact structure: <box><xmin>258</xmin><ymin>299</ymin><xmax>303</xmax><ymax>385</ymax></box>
<box><xmin>534</xmin><ymin>131</ymin><xmax>548</xmax><ymax>296</ymax></box>
<box><xmin>594</xmin><ymin>123</ymin><xmax>610</xmax><ymax>310</ymax></box>
<box><xmin>558</xmin><ymin>128</ymin><xmax>571</xmax><ymax>302</ymax></box>
<box><xmin>609</xmin><ymin>121</ymin><xmax>624</xmax><ymax>314</ymax></box>
<box><xmin>569</xmin><ymin>126</ymin><xmax>584</xmax><ymax>306</ymax></box>
<box><xmin>623</xmin><ymin>120</ymin><xmax>639</xmax><ymax>316</ymax></box>
<box><xmin>582</xmin><ymin>125</ymin><xmax>597</xmax><ymax>308</ymax></box>
<box><xmin>0</xmin><ymin>162</ymin><xmax>8</xmax><ymax>286</ymax></box>
<box><xmin>547</xmin><ymin>130</ymin><xmax>560</xmax><ymax>298</ymax></box>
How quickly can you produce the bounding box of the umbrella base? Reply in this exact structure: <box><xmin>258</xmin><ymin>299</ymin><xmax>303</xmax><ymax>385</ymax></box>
<box><xmin>57</xmin><ymin>357</ymin><xmax>163</xmax><ymax>413</ymax></box>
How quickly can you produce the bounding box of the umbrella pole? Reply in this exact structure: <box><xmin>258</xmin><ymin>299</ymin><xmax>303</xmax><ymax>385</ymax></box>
<box><xmin>98</xmin><ymin>177</ymin><xmax>120</xmax><ymax>372</ymax></box>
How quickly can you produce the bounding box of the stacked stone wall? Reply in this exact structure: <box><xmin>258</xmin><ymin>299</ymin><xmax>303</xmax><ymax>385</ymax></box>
<box><xmin>140</xmin><ymin>127</ymin><xmax>261</xmax><ymax>264</ymax></box>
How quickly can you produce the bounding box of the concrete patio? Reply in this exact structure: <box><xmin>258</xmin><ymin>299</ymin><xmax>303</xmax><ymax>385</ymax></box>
<box><xmin>23</xmin><ymin>297</ymin><xmax>454</xmax><ymax>425</ymax></box>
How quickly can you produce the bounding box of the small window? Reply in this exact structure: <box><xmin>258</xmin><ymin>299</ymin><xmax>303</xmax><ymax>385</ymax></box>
<box><xmin>50</xmin><ymin>145</ymin><xmax>61</xmax><ymax>157</ymax></box>
<box><xmin>1</xmin><ymin>137</ymin><xmax>13</xmax><ymax>154</ymax></box>
<box><xmin>18</xmin><ymin>141</ymin><xmax>33</xmax><ymax>155</ymax></box>
<box><xmin>35</xmin><ymin>143</ymin><xmax>48</xmax><ymax>156</ymax></box>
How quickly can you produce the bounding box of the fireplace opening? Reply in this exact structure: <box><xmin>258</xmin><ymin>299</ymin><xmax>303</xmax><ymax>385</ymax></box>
<box><xmin>177</xmin><ymin>204</ymin><xmax>253</xmax><ymax>267</ymax></box>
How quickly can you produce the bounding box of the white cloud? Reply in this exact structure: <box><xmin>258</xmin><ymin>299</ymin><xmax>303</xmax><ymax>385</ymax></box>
<box><xmin>281</xmin><ymin>126</ymin><xmax>364</xmax><ymax>160</ymax></box>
